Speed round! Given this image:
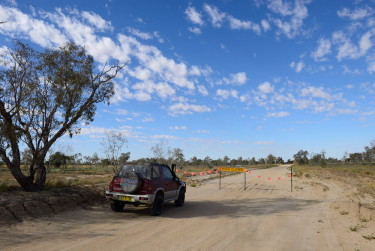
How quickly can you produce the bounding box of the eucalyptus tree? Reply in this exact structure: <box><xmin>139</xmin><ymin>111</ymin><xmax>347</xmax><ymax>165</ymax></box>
<box><xmin>0</xmin><ymin>41</ymin><xmax>125</xmax><ymax>191</ymax></box>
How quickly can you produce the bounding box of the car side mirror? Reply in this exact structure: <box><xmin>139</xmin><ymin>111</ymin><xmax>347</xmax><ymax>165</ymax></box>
<box><xmin>171</xmin><ymin>163</ymin><xmax>176</xmax><ymax>172</ymax></box>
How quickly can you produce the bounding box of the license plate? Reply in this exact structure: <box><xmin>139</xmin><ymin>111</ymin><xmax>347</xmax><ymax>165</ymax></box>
<box><xmin>119</xmin><ymin>196</ymin><xmax>133</xmax><ymax>202</ymax></box>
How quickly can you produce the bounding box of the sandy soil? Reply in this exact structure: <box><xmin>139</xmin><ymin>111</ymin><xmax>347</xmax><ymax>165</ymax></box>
<box><xmin>1</xmin><ymin>165</ymin><xmax>374</xmax><ymax>251</ymax></box>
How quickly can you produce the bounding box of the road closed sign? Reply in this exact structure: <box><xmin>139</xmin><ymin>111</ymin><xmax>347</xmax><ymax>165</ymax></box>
<box><xmin>220</xmin><ymin>167</ymin><xmax>246</xmax><ymax>172</ymax></box>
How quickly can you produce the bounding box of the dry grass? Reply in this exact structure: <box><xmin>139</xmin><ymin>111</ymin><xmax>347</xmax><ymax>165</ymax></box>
<box><xmin>0</xmin><ymin>163</ymin><xmax>278</xmax><ymax>191</ymax></box>
<box><xmin>0</xmin><ymin>164</ymin><xmax>114</xmax><ymax>191</ymax></box>
<box><xmin>293</xmin><ymin>164</ymin><xmax>375</xmax><ymax>197</ymax></box>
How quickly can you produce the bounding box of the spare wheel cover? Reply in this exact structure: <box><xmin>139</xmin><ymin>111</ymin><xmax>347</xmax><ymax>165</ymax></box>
<box><xmin>120</xmin><ymin>171</ymin><xmax>141</xmax><ymax>193</ymax></box>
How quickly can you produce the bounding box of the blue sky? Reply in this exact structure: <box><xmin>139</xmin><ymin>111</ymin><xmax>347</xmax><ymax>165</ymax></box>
<box><xmin>1</xmin><ymin>0</ymin><xmax>375</xmax><ymax>161</ymax></box>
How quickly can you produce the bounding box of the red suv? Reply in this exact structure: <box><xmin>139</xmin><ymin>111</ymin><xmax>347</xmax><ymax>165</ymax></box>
<box><xmin>105</xmin><ymin>162</ymin><xmax>186</xmax><ymax>216</ymax></box>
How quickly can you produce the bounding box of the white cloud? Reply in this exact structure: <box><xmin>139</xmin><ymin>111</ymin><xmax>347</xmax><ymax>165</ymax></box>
<box><xmin>267</xmin><ymin>0</ymin><xmax>294</xmax><ymax>16</ymax></box>
<box><xmin>216</xmin><ymin>72</ymin><xmax>248</xmax><ymax>86</ymax></box>
<box><xmin>216</xmin><ymin>89</ymin><xmax>239</xmax><ymax>100</ymax></box>
<box><xmin>258</xmin><ymin>82</ymin><xmax>274</xmax><ymax>93</ymax></box>
<box><xmin>115</xmin><ymin>109</ymin><xmax>128</xmax><ymax>115</ymax></box>
<box><xmin>132</xmin><ymin>81</ymin><xmax>176</xmax><ymax>99</ymax></box>
<box><xmin>311</xmin><ymin>37</ymin><xmax>331</xmax><ymax>61</ymax></box>
<box><xmin>197</xmin><ymin>85</ymin><xmax>209</xmax><ymax>96</ymax></box>
<box><xmin>261</xmin><ymin>19</ymin><xmax>271</xmax><ymax>31</ymax></box>
<box><xmin>81</xmin><ymin>11</ymin><xmax>113</xmax><ymax>32</ymax></box>
<box><xmin>267</xmin><ymin>0</ymin><xmax>312</xmax><ymax>39</ymax></box>
<box><xmin>332</xmin><ymin>30</ymin><xmax>374</xmax><ymax>61</ymax></box>
<box><xmin>151</xmin><ymin>134</ymin><xmax>179</xmax><ymax>140</ymax></box>
<box><xmin>188</xmin><ymin>27</ymin><xmax>202</xmax><ymax>35</ymax></box>
<box><xmin>168</xmin><ymin>102</ymin><xmax>211</xmax><ymax>115</ymax></box>
<box><xmin>169</xmin><ymin>126</ymin><xmax>188</xmax><ymax>130</ymax></box>
<box><xmin>290</xmin><ymin>61</ymin><xmax>304</xmax><ymax>72</ymax></box>
<box><xmin>80</xmin><ymin>126</ymin><xmax>139</xmax><ymax>138</ymax></box>
<box><xmin>203</xmin><ymin>3</ymin><xmax>226</xmax><ymax>27</ymax></box>
<box><xmin>267</xmin><ymin>111</ymin><xmax>289</xmax><ymax>117</ymax></box>
<box><xmin>230</xmin><ymin>72</ymin><xmax>247</xmax><ymax>85</ymax></box>
<box><xmin>227</xmin><ymin>16</ymin><xmax>261</xmax><ymax>34</ymax></box>
<box><xmin>337</xmin><ymin>7</ymin><xmax>373</xmax><ymax>20</ymax></box>
<box><xmin>142</xmin><ymin>117</ymin><xmax>154</xmax><ymax>122</ymax></box>
<box><xmin>127</xmin><ymin>27</ymin><xmax>153</xmax><ymax>40</ymax></box>
<box><xmin>368</xmin><ymin>62</ymin><xmax>375</xmax><ymax>73</ymax></box>
<box><xmin>197</xmin><ymin>130</ymin><xmax>210</xmax><ymax>134</ymax></box>
<box><xmin>1</xmin><ymin>5</ymin><xmax>201</xmax><ymax>104</ymax></box>
<box><xmin>0</xmin><ymin>6</ymin><xmax>67</xmax><ymax>48</ymax></box>
<box><xmin>342</xmin><ymin>65</ymin><xmax>360</xmax><ymax>75</ymax></box>
<box><xmin>6</xmin><ymin>0</ymin><xmax>17</xmax><ymax>7</ymax></box>
<box><xmin>359</xmin><ymin>30</ymin><xmax>373</xmax><ymax>53</ymax></box>
<box><xmin>185</xmin><ymin>6</ymin><xmax>204</xmax><ymax>25</ymax></box>
<box><xmin>301</xmin><ymin>86</ymin><xmax>332</xmax><ymax>100</ymax></box>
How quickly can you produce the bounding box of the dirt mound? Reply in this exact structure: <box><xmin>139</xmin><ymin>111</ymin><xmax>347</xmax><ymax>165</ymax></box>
<box><xmin>0</xmin><ymin>185</ymin><xmax>107</xmax><ymax>226</ymax></box>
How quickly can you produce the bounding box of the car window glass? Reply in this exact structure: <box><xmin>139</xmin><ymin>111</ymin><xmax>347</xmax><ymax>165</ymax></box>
<box><xmin>152</xmin><ymin>166</ymin><xmax>161</xmax><ymax>179</ymax></box>
<box><xmin>118</xmin><ymin>164</ymin><xmax>150</xmax><ymax>179</ymax></box>
<box><xmin>162</xmin><ymin>166</ymin><xmax>174</xmax><ymax>180</ymax></box>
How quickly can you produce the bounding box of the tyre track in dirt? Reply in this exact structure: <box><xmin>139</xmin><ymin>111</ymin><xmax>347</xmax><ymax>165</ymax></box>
<box><xmin>0</xmin><ymin>165</ymin><xmax>374</xmax><ymax>251</ymax></box>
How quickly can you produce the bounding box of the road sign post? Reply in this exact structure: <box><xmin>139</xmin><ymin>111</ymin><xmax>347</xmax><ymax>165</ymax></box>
<box><xmin>218</xmin><ymin>167</ymin><xmax>247</xmax><ymax>190</ymax></box>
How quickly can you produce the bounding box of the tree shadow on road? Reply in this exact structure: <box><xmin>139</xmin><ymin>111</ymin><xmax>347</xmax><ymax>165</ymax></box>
<box><xmin>0</xmin><ymin>197</ymin><xmax>317</xmax><ymax>248</ymax></box>
<box><xmin>163</xmin><ymin>197</ymin><xmax>313</xmax><ymax>219</ymax></box>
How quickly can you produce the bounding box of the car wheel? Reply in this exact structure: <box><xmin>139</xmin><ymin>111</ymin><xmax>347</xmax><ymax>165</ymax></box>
<box><xmin>110</xmin><ymin>201</ymin><xmax>125</xmax><ymax>212</ymax></box>
<box><xmin>151</xmin><ymin>193</ymin><xmax>163</xmax><ymax>216</ymax></box>
<box><xmin>175</xmin><ymin>188</ymin><xmax>185</xmax><ymax>207</ymax></box>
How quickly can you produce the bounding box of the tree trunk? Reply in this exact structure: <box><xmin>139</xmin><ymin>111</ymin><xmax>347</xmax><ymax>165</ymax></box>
<box><xmin>35</xmin><ymin>163</ymin><xmax>47</xmax><ymax>191</ymax></box>
<box><xmin>7</xmin><ymin>161</ymin><xmax>47</xmax><ymax>192</ymax></box>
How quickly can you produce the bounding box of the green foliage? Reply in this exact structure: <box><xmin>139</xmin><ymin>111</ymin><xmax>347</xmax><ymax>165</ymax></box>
<box><xmin>293</xmin><ymin>150</ymin><xmax>309</xmax><ymax>165</ymax></box>
<box><xmin>310</xmin><ymin>151</ymin><xmax>327</xmax><ymax>167</ymax></box>
<box><xmin>0</xmin><ymin>40</ymin><xmax>124</xmax><ymax>191</ymax></box>
<box><xmin>48</xmin><ymin>152</ymin><xmax>72</xmax><ymax>168</ymax></box>
<box><xmin>118</xmin><ymin>152</ymin><xmax>131</xmax><ymax>164</ymax></box>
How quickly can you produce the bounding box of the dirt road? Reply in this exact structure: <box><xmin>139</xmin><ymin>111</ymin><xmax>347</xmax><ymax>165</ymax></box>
<box><xmin>1</xmin><ymin>165</ymin><xmax>374</xmax><ymax>251</ymax></box>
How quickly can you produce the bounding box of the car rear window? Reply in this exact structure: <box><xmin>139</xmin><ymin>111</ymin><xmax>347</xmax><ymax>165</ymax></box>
<box><xmin>118</xmin><ymin>164</ymin><xmax>151</xmax><ymax>179</ymax></box>
<box><xmin>152</xmin><ymin>165</ymin><xmax>161</xmax><ymax>180</ymax></box>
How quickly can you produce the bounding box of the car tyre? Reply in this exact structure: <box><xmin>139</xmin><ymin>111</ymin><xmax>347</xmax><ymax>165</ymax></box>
<box><xmin>175</xmin><ymin>189</ymin><xmax>185</xmax><ymax>207</ymax></box>
<box><xmin>110</xmin><ymin>201</ymin><xmax>125</xmax><ymax>212</ymax></box>
<box><xmin>151</xmin><ymin>193</ymin><xmax>163</xmax><ymax>216</ymax></box>
<box><xmin>120</xmin><ymin>171</ymin><xmax>141</xmax><ymax>194</ymax></box>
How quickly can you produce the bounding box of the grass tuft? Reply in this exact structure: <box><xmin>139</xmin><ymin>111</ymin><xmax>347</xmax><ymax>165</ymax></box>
<box><xmin>349</xmin><ymin>224</ymin><xmax>365</xmax><ymax>232</ymax></box>
<box><xmin>362</xmin><ymin>233</ymin><xmax>375</xmax><ymax>241</ymax></box>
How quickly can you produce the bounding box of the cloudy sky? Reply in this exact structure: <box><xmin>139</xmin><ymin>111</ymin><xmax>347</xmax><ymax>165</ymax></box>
<box><xmin>1</xmin><ymin>0</ymin><xmax>375</xmax><ymax>161</ymax></box>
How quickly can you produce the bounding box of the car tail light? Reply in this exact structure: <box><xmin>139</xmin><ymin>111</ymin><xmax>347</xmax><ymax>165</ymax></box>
<box><xmin>109</xmin><ymin>180</ymin><xmax>114</xmax><ymax>191</ymax></box>
<box><xmin>111</xmin><ymin>177</ymin><xmax>123</xmax><ymax>192</ymax></box>
<box><xmin>146</xmin><ymin>180</ymin><xmax>153</xmax><ymax>194</ymax></box>
<box><xmin>138</xmin><ymin>179</ymin><xmax>152</xmax><ymax>195</ymax></box>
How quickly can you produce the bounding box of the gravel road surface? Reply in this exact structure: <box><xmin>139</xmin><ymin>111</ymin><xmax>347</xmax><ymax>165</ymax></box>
<box><xmin>1</xmin><ymin>165</ymin><xmax>374</xmax><ymax>251</ymax></box>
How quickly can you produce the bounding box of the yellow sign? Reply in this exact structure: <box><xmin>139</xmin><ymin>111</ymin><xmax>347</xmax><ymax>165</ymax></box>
<box><xmin>220</xmin><ymin>167</ymin><xmax>246</xmax><ymax>172</ymax></box>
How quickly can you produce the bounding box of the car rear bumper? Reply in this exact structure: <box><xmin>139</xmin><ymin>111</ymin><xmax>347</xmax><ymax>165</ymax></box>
<box><xmin>105</xmin><ymin>191</ymin><xmax>155</xmax><ymax>205</ymax></box>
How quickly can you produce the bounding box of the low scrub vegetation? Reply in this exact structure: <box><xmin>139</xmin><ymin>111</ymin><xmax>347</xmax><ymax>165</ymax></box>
<box><xmin>293</xmin><ymin>164</ymin><xmax>375</xmax><ymax>197</ymax></box>
<box><xmin>0</xmin><ymin>163</ymin><xmax>270</xmax><ymax>191</ymax></box>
